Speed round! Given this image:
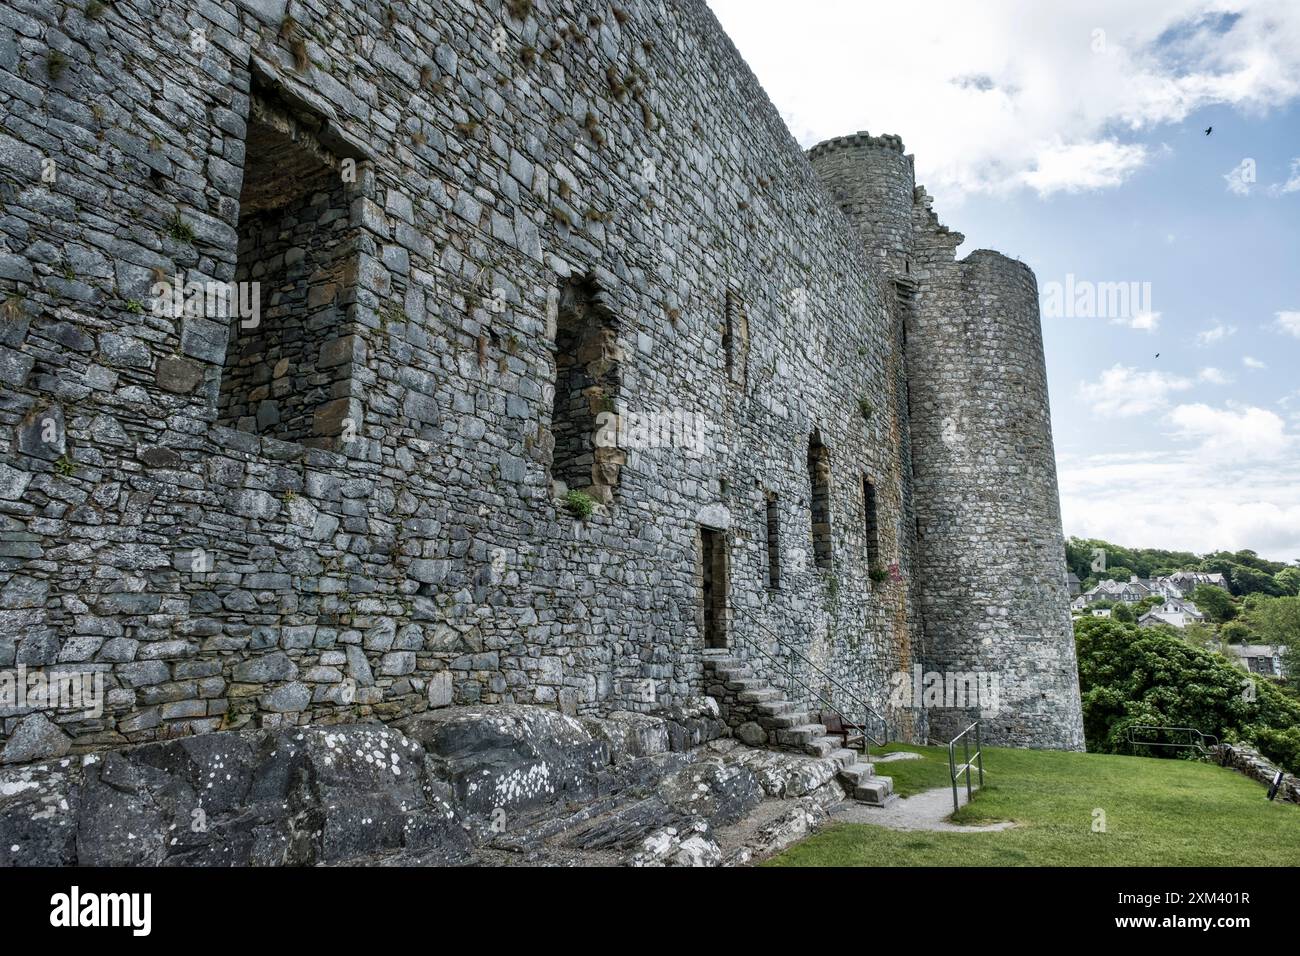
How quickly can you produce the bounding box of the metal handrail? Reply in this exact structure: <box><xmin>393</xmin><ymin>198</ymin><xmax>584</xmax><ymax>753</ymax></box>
<box><xmin>1126</xmin><ymin>725</ymin><xmax>1219</xmax><ymax>756</ymax></box>
<box><xmin>948</xmin><ymin>721</ymin><xmax>984</xmax><ymax>814</ymax></box>
<box><xmin>726</xmin><ymin>609</ymin><xmax>890</xmax><ymax>755</ymax></box>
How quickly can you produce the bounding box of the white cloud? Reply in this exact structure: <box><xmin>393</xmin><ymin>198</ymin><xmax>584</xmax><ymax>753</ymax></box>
<box><xmin>1197</xmin><ymin>366</ymin><xmax>1231</xmax><ymax>385</ymax></box>
<box><xmin>1059</xmin><ymin>444</ymin><xmax>1300</xmax><ymax>559</ymax></box>
<box><xmin>1195</xmin><ymin>320</ymin><xmax>1237</xmax><ymax>346</ymax></box>
<box><xmin>1078</xmin><ymin>364</ymin><xmax>1192</xmax><ymax>417</ymax></box>
<box><xmin>1116</xmin><ymin>309</ymin><xmax>1161</xmax><ymax>332</ymax></box>
<box><xmin>1223</xmin><ymin>158</ymin><xmax>1257</xmax><ymax>195</ymax></box>
<box><xmin>708</xmin><ymin>0</ymin><xmax>1300</xmax><ymax>203</ymax></box>
<box><xmin>1167</xmin><ymin>402</ymin><xmax>1291</xmax><ymax>461</ymax></box>
<box><xmin>1021</xmin><ymin>141</ymin><xmax>1149</xmax><ymax>196</ymax></box>
<box><xmin>1269</xmin><ymin>158</ymin><xmax>1300</xmax><ymax>195</ymax></box>
<box><xmin>1275</xmin><ymin>311</ymin><xmax>1300</xmax><ymax>337</ymax></box>
<box><xmin>1243</xmin><ymin>355</ymin><xmax>1267</xmax><ymax>369</ymax></box>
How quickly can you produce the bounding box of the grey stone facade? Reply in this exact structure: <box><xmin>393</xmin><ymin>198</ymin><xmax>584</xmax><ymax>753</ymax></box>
<box><xmin>0</xmin><ymin>0</ymin><xmax>1083</xmax><ymax>759</ymax></box>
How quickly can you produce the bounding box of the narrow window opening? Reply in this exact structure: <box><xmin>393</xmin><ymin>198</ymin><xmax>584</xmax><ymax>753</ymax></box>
<box><xmin>723</xmin><ymin>289</ymin><xmax>749</xmax><ymax>386</ymax></box>
<box><xmin>764</xmin><ymin>493</ymin><xmax>781</xmax><ymax>590</ymax></box>
<box><xmin>863</xmin><ymin>475</ymin><xmax>880</xmax><ymax>568</ymax></box>
<box><xmin>807</xmin><ymin>430</ymin><xmax>832</xmax><ymax>570</ymax></box>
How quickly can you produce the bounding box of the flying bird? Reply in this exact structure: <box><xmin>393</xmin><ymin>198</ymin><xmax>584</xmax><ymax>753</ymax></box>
<box><xmin>1155</xmin><ymin>353</ymin><xmax>1161</xmax><ymax>358</ymax></box>
<box><xmin>1205</xmin><ymin>126</ymin><xmax>1213</xmax><ymax>136</ymax></box>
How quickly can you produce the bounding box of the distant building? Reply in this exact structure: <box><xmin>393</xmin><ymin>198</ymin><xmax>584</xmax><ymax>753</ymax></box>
<box><xmin>1162</xmin><ymin>571</ymin><xmax>1230</xmax><ymax>597</ymax></box>
<box><xmin>1138</xmin><ymin>597</ymin><xmax>1206</xmax><ymax>630</ymax></box>
<box><xmin>1074</xmin><ymin>571</ymin><xmax>1230</xmax><ymax>610</ymax></box>
<box><xmin>1224</xmin><ymin>644</ymin><xmax>1288</xmax><ymax>678</ymax></box>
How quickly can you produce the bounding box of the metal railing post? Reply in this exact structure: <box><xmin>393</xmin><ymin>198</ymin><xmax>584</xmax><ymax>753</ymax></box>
<box><xmin>949</xmin><ymin>738</ymin><xmax>959</xmax><ymax>814</ymax></box>
<box><xmin>964</xmin><ymin>731</ymin><xmax>972</xmax><ymax>802</ymax></box>
<box><xmin>976</xmin><ymin>721</ymin><xmax>984</xmax><ymax>788</ymax></box>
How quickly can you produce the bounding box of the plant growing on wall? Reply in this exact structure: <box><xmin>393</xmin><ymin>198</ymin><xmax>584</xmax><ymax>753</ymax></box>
<box><xmin>858</xmin><ymin>397</ymin><xmax>874</xmax><ymax>421</ymax></box>
<box><xmin>166</xmin><ymin>211</ymin><xmax>194</xmax><ymax>244</ymax></box>
<box><xmin>563</xmin><ymin>489</ymin><xmax>594</xmax><ymax>520</ymax></box>
<box><xmin>868</xmin><ymin>563</ymin><xmax>888</xmax><ymax>584</ymax></box>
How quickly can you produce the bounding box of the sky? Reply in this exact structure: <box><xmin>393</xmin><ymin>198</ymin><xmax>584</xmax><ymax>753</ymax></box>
<box><xmin>707</xmin><ymin>0</ymin><xmax>1300</xmax><ymax>562</ymax></box>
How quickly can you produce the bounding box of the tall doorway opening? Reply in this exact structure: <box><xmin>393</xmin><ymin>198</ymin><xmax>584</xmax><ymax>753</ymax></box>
<box><xmin>700</xmin><ymin>527</ymin><xmax>729</xmax><ymax>649</ymax></box>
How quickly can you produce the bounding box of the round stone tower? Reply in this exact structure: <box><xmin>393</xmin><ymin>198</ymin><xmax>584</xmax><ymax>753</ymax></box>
<box><xmin>807</xmin><ymin>132</ymin><xmax>915</xmax><ymax>283</ymax></box>
<box><xmin>907</xmin><ymin>248</ymin><xmax>1083</xmax><ymax>750</ymax></box>
<box><xmin>809</xmin><ymin>132</ymin><xmax>1085</xmax><ymax>751</ymax></box>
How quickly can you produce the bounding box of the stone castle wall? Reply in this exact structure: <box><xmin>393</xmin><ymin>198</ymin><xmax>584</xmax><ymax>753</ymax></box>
<box><xmin>0</xmin><ymin>0</ymin><xmax>1081</xmax><ymax>760</ymax></box>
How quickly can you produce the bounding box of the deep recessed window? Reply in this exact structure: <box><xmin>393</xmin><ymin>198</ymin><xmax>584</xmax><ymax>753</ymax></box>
<box><xmin>549</xmin><ymin>277</ymin><xmax>622</xmax><ymax>503</ymax></box>
<box><xmin>807</xmin><ymin>430</ymin><xmax>832</xmax><ymax>570</ymax></box>
<box><xmin>217</xmin><ymin>85</ymin><xmax>359</xmax><ymax>448</ymax></box>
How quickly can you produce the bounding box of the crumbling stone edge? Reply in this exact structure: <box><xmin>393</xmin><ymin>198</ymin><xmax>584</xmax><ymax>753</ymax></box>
<box><xmin>1213</xmin><ymin>744</ymin><xmax>1300</xmax><ymax>804</ymax></box>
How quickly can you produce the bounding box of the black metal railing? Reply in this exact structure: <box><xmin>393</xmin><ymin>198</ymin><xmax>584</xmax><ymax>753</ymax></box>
<box><xmin>1126</xmin><ymin>725</ymin><xmax>1219</xmax><ymax>756</ymax></box>
<box><xmin>725</xmin><ymin>610</ymin><xmax>890</xmax><ymax>756</ymax></box>
<box><xmin>948</xmin><ymin>721</ymin><xmax>984</xmax><ymax>814</ymax></box>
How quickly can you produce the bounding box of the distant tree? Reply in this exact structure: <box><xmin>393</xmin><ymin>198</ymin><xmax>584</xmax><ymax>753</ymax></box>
<box><xmin>1181</xmin><ymin>622</ymin><xmax>1218</xmax><ymax>651</ymax></box>
<box><xmin>1219</xmin><ymin>620</ymin><xmax>1253</xmax><ymax>645</ymax></box>
<box><xmin>1113</xmin><ymin>603</ymin><xmax>1135</xmax><ymax>623</ymax></box>
<box><xmin>1276</xmin><ymin>567</ymin><xmax>1300</xmax><ymax>597</ymax></box>
<box><xmin>1135</xmin><ymin>595</ymin><xmax>1163</xmax><ymax>614</ymax></box>
<box><xmin>1230</xmin><ymin>564</ymin><xmax>1284</xmax><ymax>597</ymax></box>
<box><xmin>1074</xmin><ymin>616</ymin><xmax>1300</xmax><ymax>773</ymax></box>
<box><xmin>1191</xmin><ymin>584</ymin><xmax>1236</xmax><ymax>623</ymax></box>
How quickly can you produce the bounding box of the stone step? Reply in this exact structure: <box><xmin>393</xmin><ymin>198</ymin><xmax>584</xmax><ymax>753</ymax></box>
<box><xmin>711</xmin><ymin>668</ymin><xmax>753</xmax><ymax>684</ymax></box>
<box><xmin>828</xmin><ymin>748</ymin><xmax>859</xmax><ymax>769</ymax></box>
<box><xmin>759</xmin><ymin>710</ymin><xmax>812</xmax><ymax>729</ymax></box>
<box><xmin>725</xmin><ymin>677</ymin><xmax>770</xmax><ymax>692</ymax></box>
<box><xmin>754</xmin><ymin>699</ymin><xmax>796</xmax><ymax>717</ymax></box>
<box><xmin>737</xmin><ymin>688</ymin><xmax>782</xmax><ymax>704</ymax></box>
<box><xmin>837</xmin><ymin>762</ymin><xmax>877</xmax><ymax>787</ymax></box>
<box><xmin>803</xmin><ymin>736</ymin><xmax>839</xmax><ymax>759</ymax></box>
<box><xmin>852</xmin><ymin>776</ymin><xmax>893</xmax><ymax>806</ymax></box>
<box><xmin>774</xmin><ymin>723</ymin><xmax>829</xmax><ymax>747</ymax></box>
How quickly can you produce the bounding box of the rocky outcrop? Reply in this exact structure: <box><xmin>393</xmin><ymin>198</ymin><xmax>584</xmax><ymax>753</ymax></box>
<box><xmin>0</xmin><ymin>723</ymin><xmax>471</xmax><ymax>867</ymax></box>
<box><xmin>1</xmin><ymin>702</ymin><xmax>841</xmax><ymax>866</ymax></box>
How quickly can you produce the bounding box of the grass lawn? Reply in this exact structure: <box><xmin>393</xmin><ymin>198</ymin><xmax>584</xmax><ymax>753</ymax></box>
<box><xmin>767</xmin><ymin>744</ymin><xmax>1300</xmax><ymax>866</ymax></box>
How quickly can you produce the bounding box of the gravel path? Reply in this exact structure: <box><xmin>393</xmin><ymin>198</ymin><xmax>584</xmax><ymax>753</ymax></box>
<box><xmin>832</xmin><ymin>785</ymin><xmax>1016</xmax><ymax>833</ymax></box>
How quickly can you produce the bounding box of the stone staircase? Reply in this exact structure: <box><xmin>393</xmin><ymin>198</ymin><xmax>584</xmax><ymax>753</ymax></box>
<box><xmin>704</xmin><ymin>651</ymin><xmax>894</xmax><ymax>806</ymax></box>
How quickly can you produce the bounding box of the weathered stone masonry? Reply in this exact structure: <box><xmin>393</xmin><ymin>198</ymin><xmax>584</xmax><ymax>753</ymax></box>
<box><xmin>0</xmin><ymin>0</ymin><xmax>1083</xmax><ymax>760</ymax></box>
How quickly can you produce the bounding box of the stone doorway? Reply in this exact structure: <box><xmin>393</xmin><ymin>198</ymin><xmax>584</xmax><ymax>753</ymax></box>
<box><xmin>700</xmin><ymin>526</ymin><xmax>729</xmax><ymax>649</ymax></box>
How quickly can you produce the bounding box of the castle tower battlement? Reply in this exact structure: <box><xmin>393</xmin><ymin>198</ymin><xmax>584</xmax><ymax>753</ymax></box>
<box><xmin>808</xmin><ymin>132</ymin><xmax>916</xmax><ymax>283</ymax></box>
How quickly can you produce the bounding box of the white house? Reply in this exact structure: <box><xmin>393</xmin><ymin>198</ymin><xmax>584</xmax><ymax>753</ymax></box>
<box><xmin>1138</xmin><ymin>597</ymin><xmax>1206</xmax><ymax>629</ymax></box>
